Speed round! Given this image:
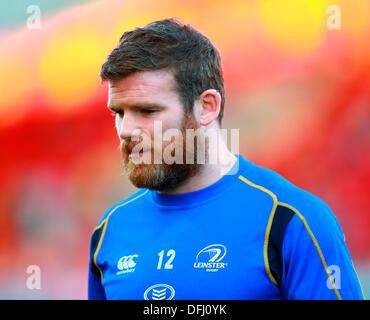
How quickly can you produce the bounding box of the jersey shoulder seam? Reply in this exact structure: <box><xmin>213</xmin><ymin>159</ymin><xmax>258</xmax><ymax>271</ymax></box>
<box><xmin>238</xmin><ymin>175</ymin><xmax>342</xmax><ymax>299</ymax></box>
<box><xmin>277</xmin><ymin>201</ymin><xmax>342</xmax><ymax>300</ymax></box>
<box><xmin>238</xmin><ymin>175</ymin><xmax>279</xmax><ymax>287</ymax></box>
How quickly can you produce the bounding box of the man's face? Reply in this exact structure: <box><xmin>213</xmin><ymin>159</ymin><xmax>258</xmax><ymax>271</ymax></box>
<box><xmin>108</xmin><ymin>70</ymin><xmax>204</xmax><ymax>191</ymax></box>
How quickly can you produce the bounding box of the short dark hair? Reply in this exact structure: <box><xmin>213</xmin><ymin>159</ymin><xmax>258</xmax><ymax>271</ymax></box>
<box><xmin>100</xmin><ymin>18</ymin><xmax>225</xmax><ymax>125</ymax></box>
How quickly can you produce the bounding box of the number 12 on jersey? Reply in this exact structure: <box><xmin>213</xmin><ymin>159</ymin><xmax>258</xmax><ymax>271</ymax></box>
<box><xmin>157</xmin><ymin>249</ymin><xmax>176</xmax><ymax>270</ymax></box>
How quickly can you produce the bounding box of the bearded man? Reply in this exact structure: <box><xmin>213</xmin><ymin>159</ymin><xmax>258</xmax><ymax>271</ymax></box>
<box><xmin>88</xmin><ymin>18</ymin><xmax>363</xmax><ymax>300</ymax></box>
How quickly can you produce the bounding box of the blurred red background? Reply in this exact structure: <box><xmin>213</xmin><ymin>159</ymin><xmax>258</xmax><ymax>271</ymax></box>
<box><xmin>0</xmin><ymin>0</ymin><xmax>369</xmax><ymax>298</ymax></box>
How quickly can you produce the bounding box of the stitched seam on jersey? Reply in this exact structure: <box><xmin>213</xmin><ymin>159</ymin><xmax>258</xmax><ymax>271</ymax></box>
<box><xmin>278</xmin><ymin>201</ymin><xmax>342</xmax><ymax>300</ymax></box>
<box><xmin>238</xmin><ymin>175</ymin><xmax>280</xmax><ymax>287</ymax></box>
<box><xmin>93</xmin><ymin>221</ymin><xmax>106</xmax><ymax>283</ymax></box>
<box><xmin>93</xmin><ymin>189</ymin><xmax>149</xmax><ymax>284</ymax></box>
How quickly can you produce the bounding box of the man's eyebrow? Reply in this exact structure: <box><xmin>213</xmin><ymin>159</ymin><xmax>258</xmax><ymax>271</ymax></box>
<box><xmin>107</xmin><ymin>103</ymin><xmax>166</xmax><ymax>111</ymax></box>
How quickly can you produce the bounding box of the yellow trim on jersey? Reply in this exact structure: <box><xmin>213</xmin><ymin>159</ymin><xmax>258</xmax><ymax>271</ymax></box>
<box><xmin>238</xmin><ymin>175</ymin><xmax>342</xmax><ymax>299</ymax></box>
<box><xmin>93</xmin><ymin>220</ymin><xmax>106</xmax><ymax>284</ymax></box>
<box><xmin>238</xmin><ymin>175</ymin><xmax>279</xmax><ymax>287</ymax></box>
<box><xmin>93</xmin><ymin>189</ymin><xmax>149</xmax><ymax>284</ymax></box>
<box><xmin>277</xmin><ymin>202</ymin><xmax>342</xmax><ymax>300</ymax></box>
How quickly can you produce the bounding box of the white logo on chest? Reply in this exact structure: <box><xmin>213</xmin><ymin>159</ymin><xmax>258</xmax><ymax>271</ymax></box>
<box><xmin>116</xmin><ymin>254</ymin><xmax>138</xmax><ymax>275</ymax></box>
<box><xmin>194</xmin><ymin>244</ymin><xmax>228</xmax><ymax>272</ymax></box>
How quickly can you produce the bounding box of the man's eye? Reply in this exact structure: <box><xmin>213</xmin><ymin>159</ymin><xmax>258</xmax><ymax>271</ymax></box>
<box><xmin>141</xmin><ymin>109</ymin><xmax>158</xmax><ymax>115</ymax></box>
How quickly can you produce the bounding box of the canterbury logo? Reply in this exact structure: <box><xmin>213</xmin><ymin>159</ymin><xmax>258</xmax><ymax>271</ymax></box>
<box><xmin>116</xmin><ymin>254</ymin><xmax>138</xmax><ymax>274</ymax></box>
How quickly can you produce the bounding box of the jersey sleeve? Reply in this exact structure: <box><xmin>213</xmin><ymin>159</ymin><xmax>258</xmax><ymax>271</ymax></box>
<box><xmin>86</xmin><ymin>190</ymin><xmax>148</xmax><ymax>300</ymax></box>
<box><xmin>88</xmin><ymin>268</ymin><xmax>106</xmax><ymax>300</ymax></box>
<box><xmin>280</xmin><ymin>202</ymin><xmax>364</xmax><ymax>300</ymax></box>
<box><xmin>88</xmin><ymin>223</ymin><xmax>106</xmax><ymax>300</ymax></box>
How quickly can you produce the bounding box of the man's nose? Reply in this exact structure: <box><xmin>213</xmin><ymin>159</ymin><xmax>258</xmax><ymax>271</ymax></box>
<box><xmin>118</xmin><ymin>113</ymin><xmax>138</xmax><ymax>141</ymax></box>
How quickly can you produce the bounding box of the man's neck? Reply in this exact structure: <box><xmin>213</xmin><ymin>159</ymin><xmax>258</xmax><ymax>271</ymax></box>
<box><xmin>158</xmin><ymin>150</ymin><xmax>237</xmax><ymax>195</ymax></box>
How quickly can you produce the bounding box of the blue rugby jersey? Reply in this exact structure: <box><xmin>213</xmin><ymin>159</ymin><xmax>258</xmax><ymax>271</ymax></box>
<box><xmin>88</xmin><ymin>154</ymin><xmax>364</xmax><ymax>300</ymax></box>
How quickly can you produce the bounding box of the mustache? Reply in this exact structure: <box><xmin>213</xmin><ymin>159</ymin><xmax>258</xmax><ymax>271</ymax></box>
<box><xmin>121</xmin><ymin>138</ymin><xmax>152</xmax><ymax>154</ymax></box>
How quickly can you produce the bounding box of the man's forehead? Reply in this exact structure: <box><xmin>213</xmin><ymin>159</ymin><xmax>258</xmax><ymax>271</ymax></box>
<box><xmin>108</xmin><ymin>69</ymin><xmax>176</xmax><ymax>93</ymax></box>
<box><xmin>107</xmin><ymin>70</ymin><xmax>180</xmax><ymax>110</ymax></box>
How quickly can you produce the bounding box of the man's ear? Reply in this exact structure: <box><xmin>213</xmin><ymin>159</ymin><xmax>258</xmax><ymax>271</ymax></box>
<box><xmin>197</xmin><ymin>89</ymin><xmax>221</xmax><ymax>126</ymax></box>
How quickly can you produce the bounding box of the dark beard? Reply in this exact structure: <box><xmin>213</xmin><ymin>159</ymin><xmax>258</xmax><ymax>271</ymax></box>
<box><xmin>120</xmin><ymin>112</ymin><xmax>206</xmax><ymax>192</ymax></box>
